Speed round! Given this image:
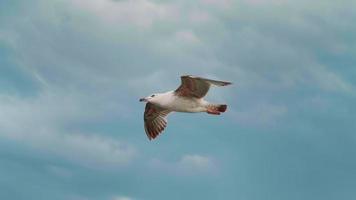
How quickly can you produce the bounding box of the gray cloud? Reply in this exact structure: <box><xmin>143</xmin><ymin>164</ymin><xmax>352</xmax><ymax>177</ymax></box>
<box><xmin>1</xmin><ymin>0</ymin><xmax>356</xmax><ymax>200</ymax></box>
<box><xmin>1</xmin><ymin>0</ymin><xmax>355</xmax><ymax>170</ymax></box>
<box><xmin>0</xmin><ymin>88</ymin><xmax>137</xmax><ymax>169</ymax></box>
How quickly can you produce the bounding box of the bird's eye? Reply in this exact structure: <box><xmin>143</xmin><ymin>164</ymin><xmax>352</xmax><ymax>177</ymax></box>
<box><xmin>151</xmin><ymin>94</ymin><xmax>155</xmax><ymax>97</ymax></box>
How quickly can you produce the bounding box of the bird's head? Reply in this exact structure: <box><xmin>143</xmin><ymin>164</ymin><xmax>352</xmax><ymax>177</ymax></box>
<box><xmin>139</xmin><ymin>94</ymin><xmax>159</xmax><ymax>103</ymax></box>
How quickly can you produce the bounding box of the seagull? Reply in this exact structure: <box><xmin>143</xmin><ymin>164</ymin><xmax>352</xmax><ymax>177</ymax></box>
<box><xmin>139</xmin><ymin>75</ymin><xmax>232</xmax><ymax>140</ymax></box>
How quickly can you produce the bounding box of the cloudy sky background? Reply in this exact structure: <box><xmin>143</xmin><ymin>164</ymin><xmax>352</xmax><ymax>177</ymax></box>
<box><xmin>1</xmin><ymin>0</ymin><xmax>356</xmax><ymax>199</ymax></box>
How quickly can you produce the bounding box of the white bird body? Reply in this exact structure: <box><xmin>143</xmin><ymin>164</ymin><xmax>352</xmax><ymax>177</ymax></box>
<box><xmin>140</xmin><ymin>75</ymin><xmax>232</xmax><ymax>140</ymax></box>
<box><xmin>150</xmin><ymin>91</ymin><xmax>208</xmax><ymax>113</ymax></box>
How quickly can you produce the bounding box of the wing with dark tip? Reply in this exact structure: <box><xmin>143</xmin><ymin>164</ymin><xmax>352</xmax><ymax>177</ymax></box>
<box><xmin>175</xmin><ymin>75</ymin><xmax>232</xmax><ymax>98</ymax></box>
<box><xmin>144</xmin><ymin>103</ymin><xmax>171</xmax><ymax>140</ymax></box>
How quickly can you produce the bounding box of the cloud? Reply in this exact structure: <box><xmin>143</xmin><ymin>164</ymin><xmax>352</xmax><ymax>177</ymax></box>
<box><xmin>69</xmin><ymin>0</ymin><xmax>179</xmax><ymax>29</ymax></box>
<box><xmin>1</xmin><ymin>0</ymin><xmax>356</xmax><ymax>199</ymax></box>
<box><xmin>0</xmin><ymin>88</ymin><xmax>137</xmax><ymax>169</ymax></box>
<box><xmin>112</xmin><ymin>196</ymin><xmax>134</xmax><ymax>200</ymax></box>
<box><xmin>189</xmin><ymin>10</ymin><xmax>212</xmax><ymax>23</ymax></box>
<box><xmin>307</xmin><ymin>64</ymin><xmax>354</xmax><ymax>93</ymax></box>
<box><xmin>242</xmin><ymin>0</ymin><xmax>285</xmax><ymax>6</ymax></box>
<box><xmin>1</xmin><ymin>0</ymin><xmax>354</xmax><ymax>173</ymax></box>
<box><xmin>67</xmin><ymin>195</ymin><xmax>90</xmax><ymax>200</ymax></box>
<box><xmin>149</xmin><ymin>154</ymin><xmax>217</xmax><ymax>175</ymax></box>
<box><xmin>231</xmin><ymin>103</ymin><xmax>288</xmax><ymax>127</ymax></box>
<box><xmin>54</xmin><ymin>134</ymin><xmax>137</xmax><ymax>169</ymax></box>
<box><xmin>46</xmin><ymin>165</ymin><xmax>73</xmax><ymax>178</ymax></box>
<box><xmin>178</xmin><ymin>154</ymin><xmax>216</xmax><ymax>172</ymax></box>
<box><xmin>0</xmin><ymin>0</ymin><xmax>223</xmax><ymax>96</ymax></box>
<box><xmin>1</xmin><ymin>0</ymin><xmax>354</xmax><ymax>154</ymax></box>
<box><xmin>200</xmin><ymin>0</ymin><xmax>232</xmax><ymax>9</ymax></box>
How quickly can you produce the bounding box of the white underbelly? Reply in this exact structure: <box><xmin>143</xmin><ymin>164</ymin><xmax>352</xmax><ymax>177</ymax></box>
<box><xmin>165</xmin><ymin>97</ymin><xmax>207</xmax><ymax>113</ymax></box>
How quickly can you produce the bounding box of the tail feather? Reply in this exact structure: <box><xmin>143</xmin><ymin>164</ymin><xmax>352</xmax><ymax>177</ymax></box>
<box><xmin>218</xmin><ymin>104</ymin><xmax>227</xmax><ymax>112</ymax></box>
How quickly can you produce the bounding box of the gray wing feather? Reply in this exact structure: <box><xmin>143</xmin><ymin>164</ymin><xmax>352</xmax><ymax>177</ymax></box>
<box><xmin>144</xmin><ymin>103</ymin><xmax>170</xmax><ymax>140</ymax></box>
<box><xmin>175</xmin><ymin>75</ymin><xmax>231</xmax><ymax>98</ymax></box>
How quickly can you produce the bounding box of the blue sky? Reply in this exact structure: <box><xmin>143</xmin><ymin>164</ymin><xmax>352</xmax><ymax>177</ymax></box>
<box><xmin>1</xmin><ymin>0</ymin><xmax>356</xmax><ymax>199</ymax></box>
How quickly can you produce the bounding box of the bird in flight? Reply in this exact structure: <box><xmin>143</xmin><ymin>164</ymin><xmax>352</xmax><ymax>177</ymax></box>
<box><xmin>139</xmin><ymin>75</ymin><xmax>232</xmax><ymax>140</ymax></box>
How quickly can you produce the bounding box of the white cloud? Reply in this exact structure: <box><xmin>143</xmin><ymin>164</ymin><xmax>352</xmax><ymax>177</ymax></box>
<box><xmin>1</xmin><ymin>0</ymin><xmax>353</xmax><ymax>140</ymax></box>
<box><xmin>189</xmin><ymin>10</ymin><xmax>212</xmax><ymax>23</ymax></box>
<box><xmin>69</xmin><ymin>0</ymin><xmax>179</xmax><ymax>29</ymax></box>
<box><xmin>53</xmin><ymin>134</ymin><xmax>137</xmax><ymax>169</ymax></box>
<box><xmin>175</xmin><ymin>30</ymin><xmax>201</xmax><ymax>44</ymax></box>
<box><xmin>200</xmin><ymin>0</ymin><xmax>233</xmax><ymax>9</ymax></box>
<box><xmin>178</xmin><ymin>154</ymin><xmax>216</xmax><ymax>172</ymax></box>
<box><xmin>307</xmin><ymin>65</ymin><xmax>354</xmax><ymax>93</ymax></box>
<box><xmin>112</xmin><ymin>195</ymin><xmax>134</xmax><ymax>200</ymax></box>
<box><xmin>242</xmin><ymin>0</ymin><xmax>286</xmax><ymax>6</ymax></box>
<box><xmin>149</xmin><ymin>154</ymin><xmax>217</xmax><ymax>175</ymax></box>
<box><xmin>67</xmin><ymin>195</ymin><xmax>90</xmax><ymax>200</ymax></box>
<box><xmin>0</xmin><ymin>88</ymin><xmax>137</xmax><ymax>169</ymax></box>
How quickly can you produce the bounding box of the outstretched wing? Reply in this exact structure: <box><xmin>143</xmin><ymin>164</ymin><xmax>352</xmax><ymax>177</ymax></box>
<box><xmin>175</xmin><ymin>75</ymin><xmax>232</xmax><ymax>98</ymax></box>
<box><xmin>144</xmin><ymin>103</ymin><xmax>171</xmax><ymax>140</ymax></box>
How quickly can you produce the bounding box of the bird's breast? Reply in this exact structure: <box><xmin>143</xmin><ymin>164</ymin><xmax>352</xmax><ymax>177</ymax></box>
<box><xmin>162</xmin><ymin>97</ymin><xmax>206</xmax><ymax>113</ymax></box>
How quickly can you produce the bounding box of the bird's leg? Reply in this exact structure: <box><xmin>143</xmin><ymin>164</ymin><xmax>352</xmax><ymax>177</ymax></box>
<box><xmin>207</xmin><ymin>109</ymin><xmax>221</xmax><ymax>115</ymax></box>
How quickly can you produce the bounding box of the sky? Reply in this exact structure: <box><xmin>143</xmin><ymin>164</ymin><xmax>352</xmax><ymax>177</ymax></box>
<box><xmin>0</xmin><ymin>0</ymin><xmax>356</xmax><ymax>199</ymax></box>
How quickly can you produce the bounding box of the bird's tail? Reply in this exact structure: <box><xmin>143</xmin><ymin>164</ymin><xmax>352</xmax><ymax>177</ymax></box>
<box><xmin>206</xmin><ymin>104</ymin><xmax>227</xmax><ymax>115</ymax></box>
